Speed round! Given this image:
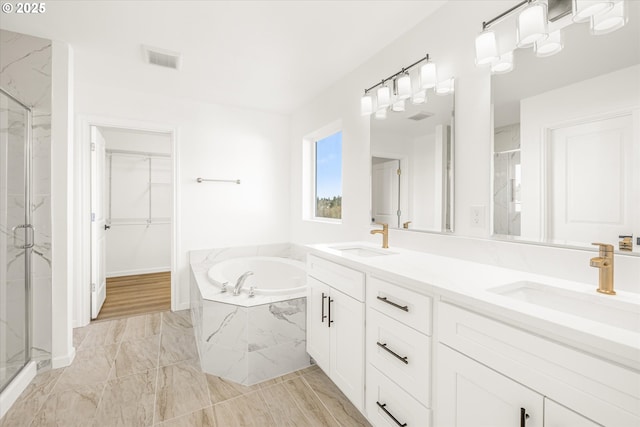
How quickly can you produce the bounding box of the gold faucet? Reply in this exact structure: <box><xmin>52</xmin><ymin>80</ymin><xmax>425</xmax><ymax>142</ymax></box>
<box><xmin>590</xmin><ymin>243</ymin><xmax>615</xmax><ymax>295</ymax></box>
<box><xmin>403</xmin><ymin>221</ymin><xmax>412</xmax><ymax>229</ymax></box>
<box><xmin>371</xmin><ymin>223</ymin><xmax>389</xmax><ymax>249</ymax></box>
<box><xmin>619</xmin><ymin>235</ymin><xmax>633</xmax><ymax>251</ymax></box>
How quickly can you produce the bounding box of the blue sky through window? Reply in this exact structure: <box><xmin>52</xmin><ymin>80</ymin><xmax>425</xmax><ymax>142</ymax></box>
<box><xmin>315</xmin><ymin>131</ymin><xmax>342</xmax><ymax>199</ymax></box>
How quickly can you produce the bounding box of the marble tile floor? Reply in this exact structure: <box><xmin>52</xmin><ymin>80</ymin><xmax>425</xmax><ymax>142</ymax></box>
<box><xmin>0</xmin><ymin>310</ymin><xmax>371</xmax><ymax>427</ymax></box>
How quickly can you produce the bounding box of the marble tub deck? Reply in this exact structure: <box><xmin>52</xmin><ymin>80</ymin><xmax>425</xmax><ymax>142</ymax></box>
<box><xmin>0</xmin><ymin>310</ymin><xmax>370</xmax><ymax>427</ymax></box>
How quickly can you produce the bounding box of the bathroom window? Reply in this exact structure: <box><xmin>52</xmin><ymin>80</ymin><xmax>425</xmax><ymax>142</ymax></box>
<box><xmin>314</xmin><ymin>131</ymin><xmax>342</xmax><ymax>220</ymax></box>
<box><xmin>302</xmin><ymin>122</ymin><xmax>342</xmax><ymax>223</ymax></box>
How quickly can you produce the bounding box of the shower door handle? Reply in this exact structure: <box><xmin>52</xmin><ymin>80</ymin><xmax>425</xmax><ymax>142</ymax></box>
<box><xmin>12</xmin><ymin>224</ymin><xmax>34</xmax><ymax>249</ymax></box>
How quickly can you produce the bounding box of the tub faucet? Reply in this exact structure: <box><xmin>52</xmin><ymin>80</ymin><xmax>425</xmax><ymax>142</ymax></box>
<box><xmin>590</xmin><ymin>243</ymin><xmax>615</xmax><ymax>295</ymax></box>
<box><xmin>234</xmin><ymin>271</ymin><xmax>254</xmax><ymax>296</ymax></box>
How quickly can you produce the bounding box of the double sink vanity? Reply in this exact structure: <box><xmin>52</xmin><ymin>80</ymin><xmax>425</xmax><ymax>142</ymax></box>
<box><xmin>329</xmin><ymin>5</ymin><xmax>640</xmax><ymax>425</ymax></box>
<box><xmin>305</xmin><ymin>242</ymin><xmax>640</xmax><ymax>427</ymax></box>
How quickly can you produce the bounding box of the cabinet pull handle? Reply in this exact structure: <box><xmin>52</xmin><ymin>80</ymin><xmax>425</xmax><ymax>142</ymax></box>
<box><xmin>376</xmin><ymin>342</ymin><xmax>408</xmax><ymax>364</ymax></box>
<box><xmin>376</xmin><ymin>296</ymin><xmax>409</xmax><ymax>312</ymax></box>
<box><xmin>328</xmin><ymin>297</ymin><xmax>334</xmax><ymax>327</ymax></box>
<box><xmin>376</xmin><ymin>401</ymin><xmax>407</xmax><ymax>427</ymax></box>
<box><xmin>520</xmin><ymin>408</ymin><xmax>530</xmax><ymax>427</ymax></box>
<box><xmin>321</xmin><ymin>293</ymin><xmax>327</xmax><ymax>323</ymax></box>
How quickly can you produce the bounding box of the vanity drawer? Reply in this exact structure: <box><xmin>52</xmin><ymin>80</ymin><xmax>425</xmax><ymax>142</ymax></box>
<box><xmin>307</xmin><ymin>254</ymin><xmax>365</xmax><ymax>301</ymax></box>
<box><xmin>367</xmin><ymin>276</ymin><xmax>432</xmax><ymax>335</ymax></box>
<box><xmin>367</xmin><ymin>308</ymin><xmax>431</xmax><ymax>405</ymax></box>
<box><xmin>366</xmin><ymin>364</ymin><xmax>431</xmax><ymax>427</ymax></box>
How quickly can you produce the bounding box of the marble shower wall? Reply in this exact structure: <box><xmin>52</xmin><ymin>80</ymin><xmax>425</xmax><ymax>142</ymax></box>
<box><xmin>0</xmin><ymin>29</ymin><xmax>52</xmax><ymax>370</ymax></box>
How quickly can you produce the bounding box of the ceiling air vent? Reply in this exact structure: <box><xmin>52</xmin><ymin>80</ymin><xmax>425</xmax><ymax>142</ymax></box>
<box><xmin>142</xmin><ymin>45</ymin><xmax>181</xmax><ymax>70</ymax></box>
<box><xmin>407</xmin><ymin>111</ymin><xmax>433</xmax><ymax>121</ymax></box>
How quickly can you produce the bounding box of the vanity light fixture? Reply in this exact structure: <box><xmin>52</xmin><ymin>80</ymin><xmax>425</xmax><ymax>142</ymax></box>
<box><xmin>435</xmin><ymin>78</ymin><xmax>455</xmax><ymax>95</ymax></box>
<box><xmin>392</xmin><ymin>99</ymin><xmax>406</xmax><ymax>112</ymax></box>
<box><xmin>420</xmin><ymin>61</ymin><xmax>438</xmax><ymax>89</ymax></box>
<box><xmin>535</xmin><ymin>29</ymin><xmax>564</xmax><ymax>56</ymax></box>
<box><xmin>360</xmin><ymin>54</ymin><xmax>451</xmax><ymax>118</ymax></box>
<box><xmin>516</xmin><ymin>1</ymin><xmax>549</xmax><ymax>47</ymax></box>
<box><xmin>412</xmin><ymin>89</ymin><xmax>427</xmax><ymax>104</ymax></box>
<box><xmin>491</xmin><ymin>51</ymin><xmax>515</xmax><ymax>74</ymax></box>
<box><xmin>376</xmin><ymin>83</ymin><xmax>391</xmax><ymax>110</ymax></box>
<box><xmin>475</xmin><ymin>30</ymin><xmax>499</xmax><ymax>66</ymax></box>
<box><xmin>374</xmin><ymin>108</ymin><xmax>387</xmax><ymax>120</ymax></box>
<box><xmin>591</xmin><ymin>0</ymin><xmax>627</xmax><ymax>34</ymax></box>
<box><xmin>360</xmin><ymin>92</ymin><xmax>374</xmax><ymax>116</ymax></box>
<box><xmin>396</xmin><ymin>72</ymin><xmax>412</xmax><ymax>100</ymax></box>
<box><xmin>475</xmin><ymin>0</ymin><xmax>628</xmax><ymax>74</ymax></box>
<box><xmin>573</xmin><ymin>0</ymin><xmax>613</xmax><ymax>22</ymax></box>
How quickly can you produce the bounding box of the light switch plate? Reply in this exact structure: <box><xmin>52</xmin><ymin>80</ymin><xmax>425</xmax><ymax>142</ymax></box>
<box><xmin>470</xmin><ymin>205</ymin><xmax>485</xmax><ymax>228</ymax></box>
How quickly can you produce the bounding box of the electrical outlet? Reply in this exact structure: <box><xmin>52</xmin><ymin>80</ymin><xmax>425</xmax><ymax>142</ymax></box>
<box><xmin>470</xmin><ymin>205</ymin><xmax>485</xmax><ymax>228</ymax></box>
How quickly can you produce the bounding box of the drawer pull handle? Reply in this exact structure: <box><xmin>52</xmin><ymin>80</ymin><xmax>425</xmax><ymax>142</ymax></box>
<box><xmin>376</xmin><ymin>296</ymin><xmax>409</xmax><ymax>312</ymax></box>
<box><xmin>376</xmin><ymin>401</ymin><xmax>407</xmax><ymax>427</ymax></box>
<box><xmin>520</xmin><ymin>408</ymin><xmax>530</xmax><ymax>427</ymax></box>
<box><xmin>321</xmin><ymin>293</ymin><xmax>327</xmax><ymax>323</ymax></box>
<box><xmin>376</xmin><ymin>342</ymin><xmax>408</xmax><ymax>364</ymax></box>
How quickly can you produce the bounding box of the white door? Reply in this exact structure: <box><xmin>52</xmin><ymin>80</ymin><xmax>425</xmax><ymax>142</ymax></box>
<box><xmin>437</xmin><ymin>344</ymin><xmax>543</xmax><ymax>427</ymax></box>
<box><xmin>372</xmin><ymin>159</ymin><xmax>400</xmax><ymax>227</ymax></box>
<box><xmin>544</xmin><ymin>398</ymin><xmax>602</xmax><ymax>427</ymax></box>
<box><xmin>90</xmin><ymin>126</ymin><xmax>107</xmax><ymax>319</ymax></box>
<box><xmin>548</xmin><ymin>114</ymin><xmax>636</xmax><ymax>244</ymax></box>
<box><xmin>330</xmin><ymin>289</ymin><xmax>364</xmax><ymax>411</ymax></box>
<box><xmin>306</xmin><ymin>277</ymin><xmax>331</xmax><ymax>373</ymax></box>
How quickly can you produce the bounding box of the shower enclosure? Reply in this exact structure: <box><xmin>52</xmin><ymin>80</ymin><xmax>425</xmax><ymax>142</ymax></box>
<box><xmin>0</xmin><ymin>88</ymin><xmax>32</xmax><ymax>393</ymax></box>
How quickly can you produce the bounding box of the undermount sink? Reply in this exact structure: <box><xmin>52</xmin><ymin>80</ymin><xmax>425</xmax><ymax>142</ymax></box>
<box><xmin>489</xmin><ymin>281</ymin><xmax>640</xmax><ymax>332</ymax></box>
<box><xmin>329</xmin><ymin>245</ymin><xmax>396</xmax><ymax>257</ymax></box>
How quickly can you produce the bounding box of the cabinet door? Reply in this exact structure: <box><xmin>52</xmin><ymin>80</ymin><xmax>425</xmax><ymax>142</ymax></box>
<box><xmin>544</xmin><ymin>399</ymin><xmax>602</xmax><ymax>427</ymax></box>
<box><xmin>330</xmin><ymin>288</ymin><xmax>365</xmax><ymax>410</ymax></box>
<box><xmin>437</xmin><ymin>345</ymin><xmax>543</xmax><ymax>427</ymax></box>
<box><xmin>306</xmin><ymin>277</ymin><xmax>331</xmax><ymax>372</ymax></box>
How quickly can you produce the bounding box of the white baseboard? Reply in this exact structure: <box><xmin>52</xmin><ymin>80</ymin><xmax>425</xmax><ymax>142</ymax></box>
<box><xmin>51</xmin><ymin>347</ymin><xmax>76</xmax><ymax>369</ymax></box>
<box><xmin>106</xmin><ymin>267</ymin><xmax>170</xmax><ymax>278</ymax></box>
<box><xmin>0</xmin><ymin>361</ymin><xmax>36</xmax><ymax>419</ymax></box>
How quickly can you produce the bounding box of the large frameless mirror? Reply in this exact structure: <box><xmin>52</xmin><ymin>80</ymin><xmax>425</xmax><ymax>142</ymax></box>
<box><xmin>491</xmin><ymin>2</ymin><xmax>640</xmax><ymax>254</ymax></box>
<box><xmin>370</xmin><ymin>91</ymin><xmax>454</xmax><ymax>233</ymax></box>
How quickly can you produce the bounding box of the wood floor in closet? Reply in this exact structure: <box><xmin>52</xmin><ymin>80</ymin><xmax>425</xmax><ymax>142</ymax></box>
<box><xmin>95</xmin><ymin>272</ymin><xmax>171</xmax><ymax>321</ymax></box>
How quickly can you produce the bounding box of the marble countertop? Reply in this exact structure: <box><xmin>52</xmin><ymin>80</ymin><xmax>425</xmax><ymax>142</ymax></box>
<box><xmin>306</xmin><ymin>242</ymin><xmax>640</xmax><ymax>371</ymax></box>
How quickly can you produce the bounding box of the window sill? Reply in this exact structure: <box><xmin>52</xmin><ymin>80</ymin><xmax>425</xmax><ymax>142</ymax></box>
<box><xmin>305</xmin><ymin>217</ymin><xmax>342</xmax><ymax>225</ymax></box>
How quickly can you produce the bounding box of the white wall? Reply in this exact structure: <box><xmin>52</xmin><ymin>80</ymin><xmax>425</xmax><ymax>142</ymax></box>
<box><xmin>101</xmin><ymin>128</ymin><xmax>172</xmax><ymax>277</ymax></box>
<box><xmin>74</xmin><ymin>66</ymin><xmax>291</xmax><ymax>316</ymax></box>
<box><xmin>289</xmin><ymin>1</ymin><xmax>640</xmax><ymax>292</ymax></box>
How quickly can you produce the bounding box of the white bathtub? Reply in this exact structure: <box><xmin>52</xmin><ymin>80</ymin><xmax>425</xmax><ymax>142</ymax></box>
<box><xmin>191</xmin><ymin>252</ymin><xmax>311</xmax><ymax>385</ymax></box>
<box><xmin>207</xmin><ymin>256</ymin><xmax>306</xmax><ymax>297</ymax></box>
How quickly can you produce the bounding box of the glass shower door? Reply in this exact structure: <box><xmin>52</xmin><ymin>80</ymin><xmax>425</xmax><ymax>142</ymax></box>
<box><xmin>0</xmin><ymin>89</ymin><xmax>32</xmax><ymax>392</ymax></box>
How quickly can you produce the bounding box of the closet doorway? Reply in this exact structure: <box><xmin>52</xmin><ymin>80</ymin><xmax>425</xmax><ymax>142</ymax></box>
<box><xmin>90</xmin><ymin>126</ymin><xmax>173</xmax><ymax>321</ymax></box>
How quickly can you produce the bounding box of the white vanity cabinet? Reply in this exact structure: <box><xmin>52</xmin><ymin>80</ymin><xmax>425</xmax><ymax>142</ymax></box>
<box><xmin>438</xmin><ymin>344</ymin><xmax>543</xmax><ymax>427</ymax></box>
<box><xmin>544</xmin><ymin>399</ymin><xmax>602</xmax><ymax>427</ymax></box>
<box><xmin>436</xmin><ymin>302</ymin><xmax>639</xmax><ymax>427</ymax></box>
<box><xmin>306</xmin><ymin>255</ymin><xmax>365</xmax><ymax>410</ymax></box>
<box><xmin>438</xmin><ymin>345</ymin><xmax>602</xmax><ymax>427</ymax></box>
<box><xmin>365</xmin><ymin>276</ymin><xmax>433</xmax><ymax>426</ymax></box>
